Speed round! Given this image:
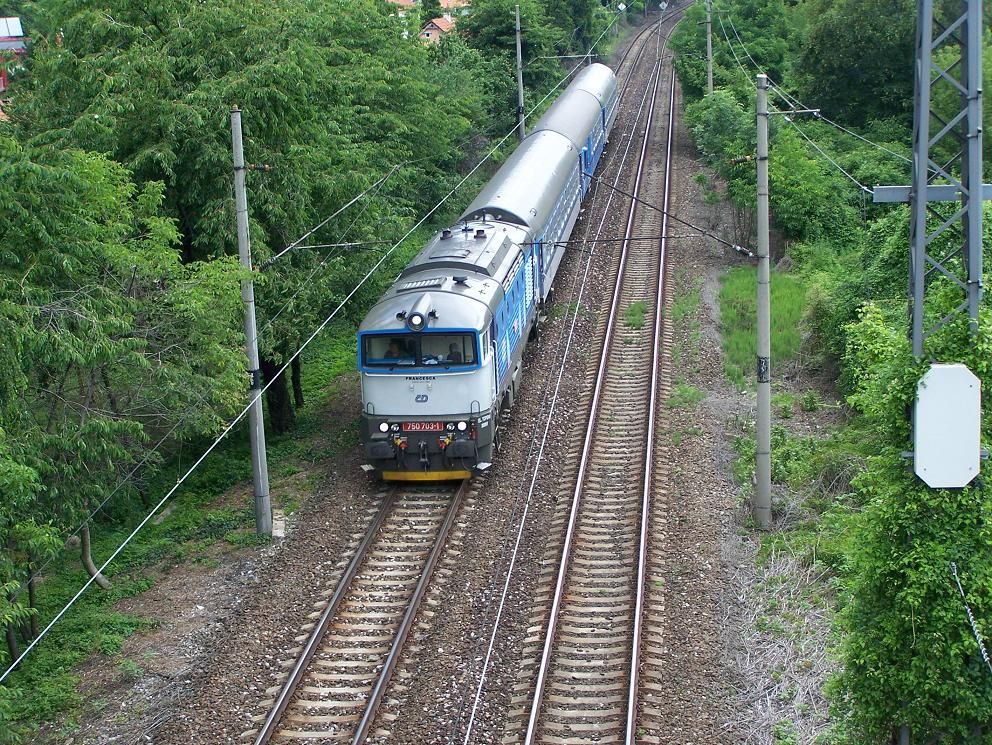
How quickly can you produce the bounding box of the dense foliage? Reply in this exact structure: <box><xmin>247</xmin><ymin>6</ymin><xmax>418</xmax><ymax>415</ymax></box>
<box><xmin>0</xmin><ymin>0</ymin><xmax>627</xmax><ymax>736</ymax></box>
<box><xmin>674</xmin><ymin>0</ymin><xmax>992</xmax><ymax>741</ymax></box>
<box><xmin>0</xmin><ymin>131</ymin><xmax>248</xmax><ymax>663</ymax></box>
<box><xmin>9</xmin><ymin>0</ymin><xmax>489</xmax><ymax>431</ymax></box>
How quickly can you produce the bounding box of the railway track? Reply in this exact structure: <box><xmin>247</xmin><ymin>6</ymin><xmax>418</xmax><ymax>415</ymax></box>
<box><xmin>247</xmin><ymin>482</ymin><xmax>467</xmax><ymax>745</ymax></box>
<box><xmin>501</xmin><ymin>19</ymin><xmax>679</xmax><ymax>745</ymax></box>
<box><xmin>247</xmin><ymin>14</ymin><xmax>680</xmax><ymax>745</ymax></box>
<box><xmin>572</xmin><ymin>7</ymin><xmax>670</xmax><ymax>262</ymax></box>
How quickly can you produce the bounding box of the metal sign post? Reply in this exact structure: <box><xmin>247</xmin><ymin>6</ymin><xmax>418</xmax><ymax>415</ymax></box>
<box><xmin>873</xmin><ymin>0</ymin><xmax>988</xmax><ymax>489</ymax></box>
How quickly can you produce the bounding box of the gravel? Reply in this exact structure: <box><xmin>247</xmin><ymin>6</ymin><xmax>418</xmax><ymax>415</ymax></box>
<box><xmin>72</xmin><ymin>13</ymin><xmax>824</xmax><ymax>745</ymax></box>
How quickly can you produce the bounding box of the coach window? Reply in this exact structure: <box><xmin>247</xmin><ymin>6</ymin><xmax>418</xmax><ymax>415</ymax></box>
<box><xmin>421</xmin><ymin>333</ymin><xmax>477</xmax><ymax>367</ymax></box>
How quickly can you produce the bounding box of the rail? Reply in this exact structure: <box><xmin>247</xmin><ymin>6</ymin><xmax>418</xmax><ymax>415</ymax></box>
<box><xmin>520</xmin><ymin>19</ymin><xmax>679</xmax><ymax>744</ymax></box>
<box><xmin>253</xmin><ymin>480</ymin><xmax>468</xmax><ymax>745</ymax></box>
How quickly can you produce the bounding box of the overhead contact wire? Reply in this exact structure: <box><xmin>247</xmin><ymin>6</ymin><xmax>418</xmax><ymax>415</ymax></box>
<box><xmin>461</xmin><ymin>10</ymin><xmax>682</xmax><ymax>739</ymax></box>
<box><xmin>0</xmin><ymin>107</ymin><xmax>529</xmax><ymax>685</ymax></box>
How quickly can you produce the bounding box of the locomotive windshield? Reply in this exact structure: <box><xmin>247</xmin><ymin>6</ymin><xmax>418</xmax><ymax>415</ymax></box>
<box><xmin>362</xmin><ymin>333</ymin><xmax>477</xmax><ymax>368</ymax></box>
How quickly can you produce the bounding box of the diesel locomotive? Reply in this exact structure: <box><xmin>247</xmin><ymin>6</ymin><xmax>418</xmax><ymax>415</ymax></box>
<box><xmin>358</xmin><ymin>63</ymin><xmax>619</xmax><ymax>480</ymax></box>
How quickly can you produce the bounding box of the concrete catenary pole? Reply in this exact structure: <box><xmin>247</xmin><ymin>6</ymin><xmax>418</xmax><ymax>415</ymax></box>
<box><xmin>515</xmin><ymin>5</ymin><xmax>526</xmax><ymax>142</ymax></box>
<box><xmin>754</xmin><ymin>75</ymin><xmax>772</xmax><ymax>529</ymax></box>
<box><xmin>706</xmin><ymin>0</ymin><xmax>714</xmax><ymax>94</ymax></box>
<box><xmin>231</xmin><ymin>107</ymin><xmax>273</xmax><ymax>537</ymax></box>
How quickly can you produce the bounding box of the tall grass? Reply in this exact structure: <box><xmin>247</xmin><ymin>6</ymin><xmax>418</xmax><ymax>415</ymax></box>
<box><xmin>719</xmin><ymin>267</ymin><xmax>806</xmax><ymax>389</ymax></box>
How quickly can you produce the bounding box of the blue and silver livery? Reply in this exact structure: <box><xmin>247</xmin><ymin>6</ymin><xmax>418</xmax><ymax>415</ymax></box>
<box><xmin>358</xmin><ymin>63</ymin><xmax>619</xmax><ymax>480</ymax></box>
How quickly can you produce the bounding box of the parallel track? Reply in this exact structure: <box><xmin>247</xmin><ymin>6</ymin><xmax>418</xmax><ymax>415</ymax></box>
<box><xmin>251</xmin><ymin>13</ymin><xmax>681</xmax><ymax>745</ymax></box>
<box><xmin>250</xmin><ymin>482</ymin><xmax>467</xmax><ymax>745</ymax></box>
<box><xmin>503</xmin><ymin>19</ymin><xmax>679</xmax><ymax>745</ymax></box>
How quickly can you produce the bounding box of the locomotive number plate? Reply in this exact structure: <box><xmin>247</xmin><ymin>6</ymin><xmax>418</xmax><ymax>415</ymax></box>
<box><xmin>402</xmin><ymin>421</ymin><xmax>444</xmax><ymax>432</ymax></box>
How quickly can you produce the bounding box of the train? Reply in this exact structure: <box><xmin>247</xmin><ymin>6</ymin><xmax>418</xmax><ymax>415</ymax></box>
<box><xmin>358</xmin><ymin>62</ymin><xmax>619</xmax><ymax>481</ymax></box>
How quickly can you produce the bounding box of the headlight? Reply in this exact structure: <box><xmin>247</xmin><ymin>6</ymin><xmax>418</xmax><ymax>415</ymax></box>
<box><xmin>457</xmin><ymin>421</ymin><xmax>468</xmax><ymax>432</ymax></box>
<box><xmin>378</xmin><ymin>422</ymin><xmax>390</xmax><ymax>433</ymax></box>
<box><xmin>407</xmin><ymin>312</ymin><xmax>425</xmax><ymax>331</ymax></box>
<box><xmin>391</xmin><ymin>423</ymin><xmax>401</xmax><ymax>432</ymax></box>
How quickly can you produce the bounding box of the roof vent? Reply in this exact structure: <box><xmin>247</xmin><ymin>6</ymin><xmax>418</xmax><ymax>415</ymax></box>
<box><xmin>474</xmin><ymin>229</ymin><xmax>486</xmax><ymax>240</ymax></box>
<box><xmin>441</xmin><ymin>228</ymin><xmax>452</xmax><ymax>239</ymax></box>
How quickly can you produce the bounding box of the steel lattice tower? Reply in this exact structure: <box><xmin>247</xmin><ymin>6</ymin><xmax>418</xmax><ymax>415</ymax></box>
<box><xmin>875</xmin><ymin>0</ymin><xmax>986</xmax><ymax>358</ymax></box>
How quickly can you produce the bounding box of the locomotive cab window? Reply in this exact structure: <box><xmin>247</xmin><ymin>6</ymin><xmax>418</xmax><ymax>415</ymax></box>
<box><xmin>363</xmin><ymin>335</ymin><xmax>416</xmax><ymax>366</ymax></box>
<box><xmin>362</xmin><ymin>333</ymin><xmax>477</xmax><ymax>368</ymax></box>
<box><xmin>420</xmin><ymin>333</ymin><xmax>477</xmax><ymax>366</ymax></box>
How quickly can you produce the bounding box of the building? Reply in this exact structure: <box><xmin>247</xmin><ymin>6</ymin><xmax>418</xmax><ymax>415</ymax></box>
<box><xmin>419</xmin><ymin>15</ymin><xmax>455</xmax><ymax>44</ymax></box>
<box><xmin>0</xmin><ymin>17</ymin><xmax>28</xmax><ymax>93</ymax></box>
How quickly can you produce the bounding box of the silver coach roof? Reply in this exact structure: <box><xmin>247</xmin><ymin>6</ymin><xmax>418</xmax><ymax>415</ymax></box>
<box><xmin>459</xmin><ymin>130</ymin><xmax>576</xmax><ymax>234</ymax></box>
<box><xmin>530</xmin><ymin>88</ymin><xmax>602</xmax><ymax>150</ymax></box>
<box><xmin>569</xmin><ymin>63</ymin><xmax>617</xmax><ymax>109</ymax></box>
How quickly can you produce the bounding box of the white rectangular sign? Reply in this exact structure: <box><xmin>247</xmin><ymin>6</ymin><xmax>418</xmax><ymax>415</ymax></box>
<box><xmin>914</xmin><ymin>363</ymin><xmax>981</xmax><ymax>488</ymax></box>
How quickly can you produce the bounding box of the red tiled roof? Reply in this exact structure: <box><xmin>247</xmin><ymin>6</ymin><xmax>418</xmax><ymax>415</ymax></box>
<box><xmin>423</xmin><ymin>15</ymin><xmax>455</xmax><ymax>33</ymax></box>
<box><xmin>439</xmin><ymin>0</ymin><xmax>469</xmax><ymax>8</ymax></box>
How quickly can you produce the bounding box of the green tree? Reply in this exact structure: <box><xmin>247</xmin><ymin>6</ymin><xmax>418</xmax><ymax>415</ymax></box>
<box><xmin>671</xmin><ymin>1</ymin><xmax>710</xmax><ymax>99</ymax></box>
<box><xmin>10</xmin><ymin>0</ymin><xmax>476</xmax><ymax>432</ymax></box>
<box><xmin>0</xmin><ymin>135</ymin><xmax>245</xmax><ymax>622</ymax></box>
<box><xmin>459</xmin><ymin>0</ymin><xmax>565</xmax><ymax>105</ymax></box>
<box><xmin>767</xmin><ymin>127</ymin><xmax>859</xmax><ymax>244</ymax></box>
<box><xmin>543</xmin><ymin>0</ymin><xmax>599</xmax><ymax>52</ymax></box>
<box><xmin>673</xmin><ymin>0</ymin><xmax>791</xmax><ymax>102</ymax></box>
<box><xmin>421</xmin><ymin>0</ymin><xmax>442</xmax><ymax>20</ymax></box>
<box><xmin>683</xmin><ymin>89</ymin><xmax>753</xmax><ymax>165</ymax></box>
<box><xmin>428</xmin><ymin>33</ymin><xmax>517</xmax><ymax>135</ymax></box>
<box><xmin>796</xmin><ymin>0</ymin><xmax>916</xmax><ymax>125</ymax></box>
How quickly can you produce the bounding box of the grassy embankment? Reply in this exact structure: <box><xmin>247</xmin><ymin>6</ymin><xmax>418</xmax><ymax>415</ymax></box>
<box><xmin>718</xmin><ymin>264</ymin><xmax>867</xmax><ymax>741</ymax></box>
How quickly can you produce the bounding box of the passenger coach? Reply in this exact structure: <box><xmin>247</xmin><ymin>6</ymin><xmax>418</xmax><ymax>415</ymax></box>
<box><xmin>358</xmin><ymin>63</ymin><xmax>619</xmax><ymax>480</ymax></box>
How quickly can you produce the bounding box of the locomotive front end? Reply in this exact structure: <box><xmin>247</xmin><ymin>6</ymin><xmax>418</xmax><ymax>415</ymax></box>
<box><xmin>358</xmin><ymin>283</ymin><xmax>498</xmax><ymax>481</ymax></box>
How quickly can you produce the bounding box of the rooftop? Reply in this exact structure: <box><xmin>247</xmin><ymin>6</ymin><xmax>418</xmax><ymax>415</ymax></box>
<box><xmin>423</xmin><ymin>15</ymin><xmax>455</xmax><ymax>33</ymax></box>
<box><xmin>0</xmin><ymin>17</ymin><xmax>23</xmax><ymax>38</ymax></box>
